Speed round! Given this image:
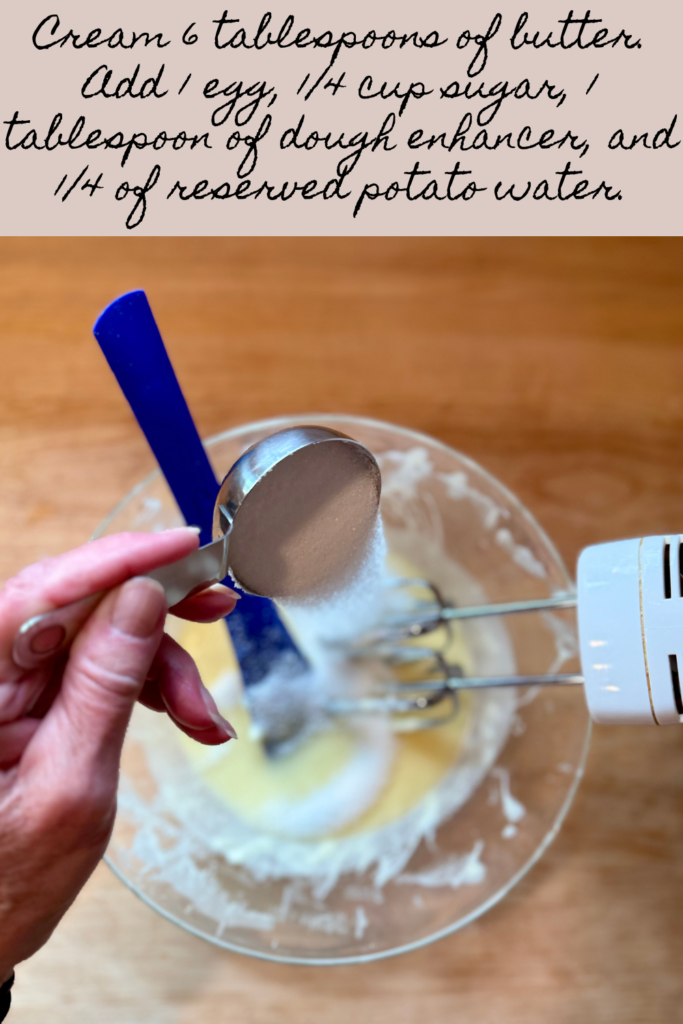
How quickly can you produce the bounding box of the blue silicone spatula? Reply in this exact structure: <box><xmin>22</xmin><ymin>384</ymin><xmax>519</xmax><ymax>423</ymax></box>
<box><xmin>93</xmin><ymin>289</ymin><xmax>308</xmax><ymax>686</ymax></box>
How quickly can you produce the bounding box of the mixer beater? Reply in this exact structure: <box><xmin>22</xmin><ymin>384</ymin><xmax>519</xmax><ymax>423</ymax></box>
<box><xmin>326</xmin><ymin>581</ymin><xmax>582</xmax><ymax>730</ymax></box>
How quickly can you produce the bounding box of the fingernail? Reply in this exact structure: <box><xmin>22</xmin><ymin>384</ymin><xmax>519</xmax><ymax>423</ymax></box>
<box><xmin>29</xmin><ymin>623</ymin><xmax>67</xmax><ymax>655</ymax></box>
<box><xmin>112</xmin><ymin>578</ymin><xmax>166</xmax><ymax>639</ymax></box>
<box><xmin>200</xmin><ymin>684</ymin><xmax>238</xmax><ymax>740</ymax></box>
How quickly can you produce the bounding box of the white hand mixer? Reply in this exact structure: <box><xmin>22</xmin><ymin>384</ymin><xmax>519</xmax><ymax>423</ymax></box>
<box><xmin>329</xmin><ymin>535</ymin><xmax>682</xmax><ymax>728</ymax></box>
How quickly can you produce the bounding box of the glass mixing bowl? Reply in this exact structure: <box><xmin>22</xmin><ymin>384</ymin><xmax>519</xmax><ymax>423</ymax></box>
<box><xmin>99</xmin><ymin>415</ymin><xmax>590</xmax><ymax>964</ymax></box>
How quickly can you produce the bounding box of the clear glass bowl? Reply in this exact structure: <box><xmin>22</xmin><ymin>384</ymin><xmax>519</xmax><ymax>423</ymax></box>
<box><xmin>99</xmin><ymin>415</ymin><xmax>590</xmax><ymax>964</ymax></box>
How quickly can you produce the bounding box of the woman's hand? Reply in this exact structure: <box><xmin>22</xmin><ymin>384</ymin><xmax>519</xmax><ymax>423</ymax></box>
<box><xmin>0</xmin><ymin>529</ymin><xmax>238</xmax><ymax>982</ymax></box>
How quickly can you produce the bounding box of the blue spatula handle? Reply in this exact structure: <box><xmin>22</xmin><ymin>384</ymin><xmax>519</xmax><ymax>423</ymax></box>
<box><xmin>93</xmin><ymin>290</ymin><xmax>307</xmax><ymax>685</ymax></box>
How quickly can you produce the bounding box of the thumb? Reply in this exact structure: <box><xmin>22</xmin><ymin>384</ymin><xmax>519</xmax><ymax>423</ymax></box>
<box><xmin>25</xmin><ymin>577</ymin><xmax>167</xmax><ymax>785</ymax></box>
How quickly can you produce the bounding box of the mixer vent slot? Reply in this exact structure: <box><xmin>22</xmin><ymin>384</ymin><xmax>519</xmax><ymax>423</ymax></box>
<box><xmin>679</xmin><ymin>542</ymin><xmax>683</xmax><ymax>597</ymax></box>
<box><xmin>669</xmin><ymin>655</ymin><xmax>683</xmax><ymax>715</ymax></box>
<box><xmin>664</xmin><ymin>543</ymin><xmax>671</xmax><ymax>598</ymax></box>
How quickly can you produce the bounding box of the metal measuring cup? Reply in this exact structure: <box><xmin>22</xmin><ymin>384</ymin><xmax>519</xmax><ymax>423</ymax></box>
<box><xmin>12</xmin><ymin>426</ymin><xmax>381</xmax><ymax>670</ymax></box>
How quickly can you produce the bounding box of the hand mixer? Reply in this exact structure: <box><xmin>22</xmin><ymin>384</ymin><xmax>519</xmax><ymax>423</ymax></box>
<box><xmin>329</xmin><ymin>533</ymin><xmax>683</xmax><ymax>727</ymax></box>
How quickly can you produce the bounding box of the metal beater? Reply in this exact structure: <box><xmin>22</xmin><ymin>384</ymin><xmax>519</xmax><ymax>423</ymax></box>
<box><xmin>325</xmin><ymin>581</ymin><xmax>582</xmax><ymax>731</ymax></box>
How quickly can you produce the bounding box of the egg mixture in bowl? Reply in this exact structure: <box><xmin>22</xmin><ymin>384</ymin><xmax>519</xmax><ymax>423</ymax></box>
<box><xmin>101</xmin><ymin>415</ymin><xmax>590</xmax><ymax>963</ymax></box>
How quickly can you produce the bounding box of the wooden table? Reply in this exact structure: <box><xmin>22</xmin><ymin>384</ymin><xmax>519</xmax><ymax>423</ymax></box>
<box><xmin>2</xmin><ymin>238</ymin><xmax>683</xmax><ymax>1023</ymax></box>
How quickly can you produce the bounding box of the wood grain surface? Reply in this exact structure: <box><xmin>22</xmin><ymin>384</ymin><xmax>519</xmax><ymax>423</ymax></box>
<box><xmin>1</xmin><ymin>238</ymin><xmax>682</xmax><ymax>1024</ymax></box>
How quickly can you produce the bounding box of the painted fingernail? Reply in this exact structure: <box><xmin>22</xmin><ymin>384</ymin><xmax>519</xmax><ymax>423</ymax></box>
<box><xmin>29</xmin><ymin>623</ymin><xmax>67</xmax><ymax>655</ymax></box>
<box><xmin>200</xmin><ymin>684</ymin><xmax>238</xmax><ymax>740</ymax></box>
<box><xmin>112</xmin><ymin>578</ymin><xmax>166</xmax><ymax>639</ymax></box>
